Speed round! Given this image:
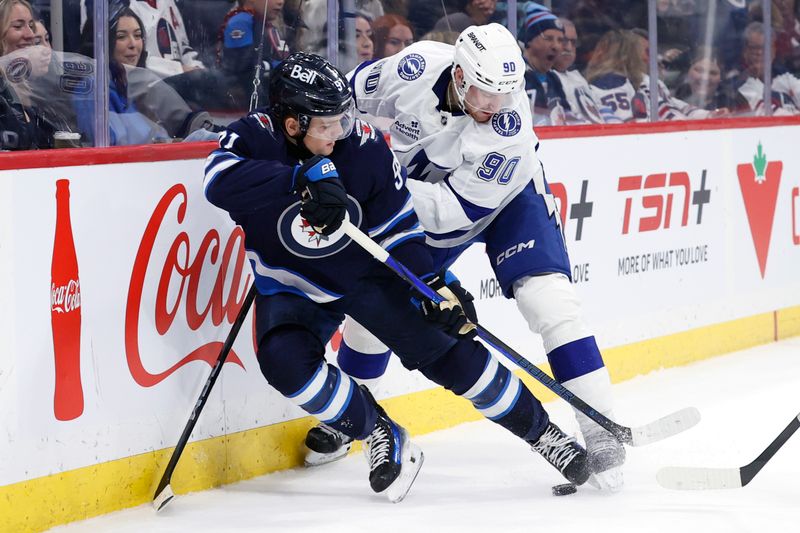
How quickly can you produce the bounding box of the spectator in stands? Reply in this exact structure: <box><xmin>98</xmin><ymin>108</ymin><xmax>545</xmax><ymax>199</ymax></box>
<box><xmin>630</xmin><ymin>28</ymin><xmax>729</xmax><ymax>120</ymax></box>
<box><xmin>433</xmin><ymin>0</ymin><xmax>501</xmax><ymax>34</ymax></box>
<box><xmin>77</xmin><ymin>6</ymin><xmax>171</xmax><ymax>145</ymax></box>
<box><xmin>585</xmin><ymin>29</ymin><xmax>645</xmax><ymax>122</ymax></box>
<box><xmin>553</xmin><ymin>17</ymin><xmax>604</xmax><ymax>123</ymax></box>
<box><xmin>216</xmin><ymin>0</ymin><xmax>292</xmax><ymax>109</ymax></box>
<box><xmin>1</xmin><ymin>0</ymin><xmax>34</xmax><ymax>54</ymax></box>
<box><xmin>355</xmin><ymin>12</ymin><xmax>374</xmax><ymax>62</ymax></box>
<box><xmin>749</xmin><ymin>0</ymin><xmax>800</xmax><ymax>73</ymax></box>
<box><xmin>518</xmin><ymin>3</ymin><xmax>571</xmax><ymax>126</ymax></box>
<box><xmin>128</xmin><ymin>0</ymin><xmax>206</xmax><ymax>79</ymax></box>
<box><xmin>0</xmin><ymin>0</ymin><xmax>56</xmax><ymax>147</ymax></box>
<box><xmin>300</xmin><ymin>0</ymin><xmax>384</xmax><ymax>57</ymax></box>
<box><xmin>33</xmin><ymin>17</ymin><xmax>48</xmax><ymax>47</ymax></box>
<box><xmin>673</xmin><ymin>47</ymin><xmax>735</xmax><ymax>111</ymax></box>
<box><xmin>407</xmin><ymin>0</ymin><xmax>459</xmax><ymax>38</ymax></box>
<box><xmin>560</xmin><ymin>0</ymin><xmax>648</xmax><ymax>72</ymax></box>
<box><xmin>218</xmin><ymin>0</ymin><xmax>291</xmax><ymax>72</ymax></box>
<box><xmin>723</xmin><ymin>21</ymin><xmax>800</xmax><ymax>115</ymax></box>
<box><xmin>372</xmin><ymin>14</ymin><xmax>414</xmax><ymax>59</ymax></box>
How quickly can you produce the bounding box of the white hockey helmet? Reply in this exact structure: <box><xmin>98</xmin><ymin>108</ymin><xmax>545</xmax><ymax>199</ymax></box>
<box><xmin>451</xmin><ymin>24</ymin><xmax>525</xmax><ymax>113</ymax></box>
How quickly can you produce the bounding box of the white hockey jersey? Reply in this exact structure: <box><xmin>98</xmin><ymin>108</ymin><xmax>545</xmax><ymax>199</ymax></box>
<box><xmin>735</xmin><ymin>73</ymin><xmax>800</xmax><ymax>115</ymax></box>
<box><xmin>129</xmin><ymin>0</ymin><xmax>205</xmax><ymax>78</ymax></box>
<box><xmin>588</xmin><ymin>73</ymin><xmax>710</xmax><ymax>122</ymax></box>
<box><xmin>554</xmin><ymin>69</ymin><xmax>604</xmax><ymax>124</ymax></box>
<box><xmin>349</xmin><ymin>41</ymin><xmax>548</xmax><ymax>247</ymax></box>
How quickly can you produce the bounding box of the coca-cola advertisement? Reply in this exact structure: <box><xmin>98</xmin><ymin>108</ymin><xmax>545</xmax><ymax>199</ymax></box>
<box><xmin>51</xmin><ymin>179</ymin><xmax>83</xmax><ymax>421</ymax></box>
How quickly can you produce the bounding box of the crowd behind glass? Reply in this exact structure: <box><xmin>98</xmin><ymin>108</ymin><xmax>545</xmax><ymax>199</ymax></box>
<box><xmin>1</xmin><ymin>0</ymin><xmax>798</xmax><ymax>150</ymax></box>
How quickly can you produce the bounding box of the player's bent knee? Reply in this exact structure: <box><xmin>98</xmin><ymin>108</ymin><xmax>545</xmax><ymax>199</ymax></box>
<box><xmin>513</xmin><ymin>273</ymin><xmax>590</xmax><ymax>352</ymax></box>
<box><xmin>257</xmin><ymin>326</ymin><xmax>325</xmax><ymax>396</ymax></box>
<box><xmin>419</xmin><ymin>340</ymin><xmax>493</xmax><ymax>396</ymax></box>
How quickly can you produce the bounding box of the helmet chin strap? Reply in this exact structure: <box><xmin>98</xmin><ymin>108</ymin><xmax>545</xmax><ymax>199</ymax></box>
<box><xmin>449</xmin><ymin>65</ymin><xmax>469</xmax><ymax>113</ymax></box>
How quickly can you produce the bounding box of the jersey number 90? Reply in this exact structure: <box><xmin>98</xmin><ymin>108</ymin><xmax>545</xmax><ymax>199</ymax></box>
<box><xmin>477</xmin><ymin>152</ymin><xmax>520</xmax><ymax>185</ymax></box>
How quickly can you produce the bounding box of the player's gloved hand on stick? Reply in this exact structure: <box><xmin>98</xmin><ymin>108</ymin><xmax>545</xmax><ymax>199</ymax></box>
<box><xmin>292</xmin><ymin>155</ymin><xmax>348</xmax><ymax>235</ymax></box>
<box><xmin>419</xmin><ymin>271</ymin><xmax>478</xmax><ymax>338</ymax></box>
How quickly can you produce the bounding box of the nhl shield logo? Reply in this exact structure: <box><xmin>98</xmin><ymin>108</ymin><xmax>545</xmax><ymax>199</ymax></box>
<box><xmin>397</xmin><ymin>53</ymin><xmax>426</xmax><ymax>81</ymax></box>
<box><xmin>491</xmin><ymin>110</ymin><xmax>521</xmax><ymax>137</ymax></box>
<box><xmin>277</xmin><ymin>196</ymin><xmax>363</xmax><ymax>258</ymax></box>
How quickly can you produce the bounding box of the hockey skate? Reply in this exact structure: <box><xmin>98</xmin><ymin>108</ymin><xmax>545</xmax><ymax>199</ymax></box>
<box><xmin>582</xmin><ymin>421</ymin><xmax>626</xmax><ymax>492</ymax></box>
<box><xmin>304</xmin><ymin>423</ymin><xmax>354</xmax><ymax>467</ymax></box>
<box><xmin>363</xmin><ymin>390</ymin><xmax>424</xmax><ymax>503</ymax></box>
<box><xmin>529</xmin><ymin>421</ymin><xmax>590</xmax><ymax>485</ymax></box>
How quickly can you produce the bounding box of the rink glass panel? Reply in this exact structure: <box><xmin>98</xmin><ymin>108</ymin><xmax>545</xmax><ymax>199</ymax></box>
<box><xmin>1</xmin><ymin>0</ymin><xmax>785</xmax><ymax>151</ymax></box>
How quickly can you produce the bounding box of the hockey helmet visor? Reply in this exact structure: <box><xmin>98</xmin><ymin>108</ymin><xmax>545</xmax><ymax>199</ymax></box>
<box><xmin>304</xmin><ymin>99</ymin><xmax>356</xmax><ymax>141</ymax></box>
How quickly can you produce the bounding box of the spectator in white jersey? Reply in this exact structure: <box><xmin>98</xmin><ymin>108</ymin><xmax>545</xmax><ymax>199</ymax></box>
<box><xmin>553</xmin><ymin>17</ymin><xmax>604</xmax><ymax>124</ymax></box>
<box><xmin>586</xmin><ymin>28</ymin><xmax>720</xmax><ymax>123</ymax></box>
<box><xmin>518</xmin><ymin>2</ymin><xmax>571</xmax><ymax>126</ymax></box>
<box><xmin>722</xmin><ymin>21</ymin><xmax>800</xmax><ymax>116</ymax></box>
<box><xmin>128</xmin><ymin>0</ymin><xmax>206</xmax><ymax>78</ymax></box>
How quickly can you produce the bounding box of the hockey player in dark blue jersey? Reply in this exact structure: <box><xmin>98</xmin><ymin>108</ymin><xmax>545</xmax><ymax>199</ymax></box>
<box><xmin>204</xmin><ymin>52</ymin><xmax>590</xmax><ymax>502</ymax></box>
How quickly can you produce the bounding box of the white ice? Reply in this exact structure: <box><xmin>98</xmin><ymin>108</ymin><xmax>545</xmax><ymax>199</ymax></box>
<box><xmin>52</xmin><ymin>337</ymin><xmax>800</xmax><ymax>533</ymax></box>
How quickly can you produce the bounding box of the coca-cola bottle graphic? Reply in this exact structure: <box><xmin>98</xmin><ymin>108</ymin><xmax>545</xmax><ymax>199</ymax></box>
<box><xmin>51</xmin><ymin>179</ymin><xmax>83</xmax><ymax>421</ymax></box>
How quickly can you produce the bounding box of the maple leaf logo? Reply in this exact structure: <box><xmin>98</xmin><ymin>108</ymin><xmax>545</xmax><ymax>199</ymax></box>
<box><xmin>753</xmin><ymin>142</ymin><xmax>767</xmax><ymax>183</ymax></box>
<box><xmin>299</xmin><ymin>219</ymin><xmax>329</xmax><ymax>247</ymax></box>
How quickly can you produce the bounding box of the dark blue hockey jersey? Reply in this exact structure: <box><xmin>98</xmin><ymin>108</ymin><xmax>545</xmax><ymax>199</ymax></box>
<box><xmin>204</xmin><ymin>111</ymin><xmax>431</xmax><ymax>302</ymax></box>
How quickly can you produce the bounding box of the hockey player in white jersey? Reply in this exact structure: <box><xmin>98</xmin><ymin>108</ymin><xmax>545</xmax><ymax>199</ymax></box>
<box><xmin>304</xmin><ymin>23</ymin><xmax>626</xmax><ymax>492</ymax></box>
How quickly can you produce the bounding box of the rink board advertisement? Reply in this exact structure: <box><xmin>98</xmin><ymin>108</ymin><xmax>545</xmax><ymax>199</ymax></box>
<box><xmin>1</xmin><ymin>120</ymin><xmax>799</xmax><ymax>530</ymax></box>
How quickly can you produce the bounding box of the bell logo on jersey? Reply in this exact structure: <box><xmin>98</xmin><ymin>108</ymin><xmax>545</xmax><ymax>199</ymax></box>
<box><xmin>277</xmin><ymin>197</ymin><xmax>363</xmax><ymax>258</ymax></box>
<box><xmin>290</xmin><ymin>64</ymin><xmax>318</xmax><ymax>85</ymax></box>
<box><xmin>491</xmin><ymin>110</ymin><xmax>521</xmax><ymax>137</ymax></box>
<box><xmin>397</xmin><ymin>53</ymin><xmax>426</xmax><ymax>81</ymax></box>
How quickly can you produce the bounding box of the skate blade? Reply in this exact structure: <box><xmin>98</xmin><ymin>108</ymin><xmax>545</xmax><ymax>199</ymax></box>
<box><xmin>386</xmin><ymin>442</ymin><xmax>424</xmax><ymax>503</ymax></box>
<box><xmin>588</xmin><ymin>466</ymin><xmax>624</xmax><ymax>492</ymax></box>
<box><xmin>304</xmin><ymin>443</ymin><xmax>353</xmax><ymax>467</ymax></box>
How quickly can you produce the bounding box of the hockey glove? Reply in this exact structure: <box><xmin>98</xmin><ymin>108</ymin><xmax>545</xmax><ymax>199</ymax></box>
<box><xmin>292</xmin><ymin>155</ymin><xmax>348</xmax><ymax>235</ymax></box>
<box><xmin>419</xmin><ymin>271</ymin><xmax>478</xmax><ymax>339</ymax></box>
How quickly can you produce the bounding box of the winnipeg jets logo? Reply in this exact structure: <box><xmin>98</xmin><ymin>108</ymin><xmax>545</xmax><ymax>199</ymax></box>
<box><xmin>278</xmin><ymin>198</ymin><xmax>363</xmax><ymax>258</ymax></box>
<box><xmin>491</xmin><ymin>110</ymin><xmax>521</xmax><ymax>137</ymax></box>
<box><xmin>299</xmin><ymin>219</ymin><xmax>329</xmax><ymax>246</ymax></box>
<box><xmin>397</xmin><ymin>54</ymin><xmax>426</xmax><ymax>81</ymax></box>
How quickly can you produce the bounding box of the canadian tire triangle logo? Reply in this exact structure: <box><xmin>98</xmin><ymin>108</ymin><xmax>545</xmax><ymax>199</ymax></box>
<box><xmin>737</xmin><ymin>142</ymin><xmax>781</xmax><ymax>278</ymax></box>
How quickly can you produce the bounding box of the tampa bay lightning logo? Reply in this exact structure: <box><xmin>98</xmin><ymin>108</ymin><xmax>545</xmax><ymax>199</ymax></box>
<box><xmin>397</xmin><ymin>53</ymin><xmax>426</xmax><ymax>81</ymax></box>
<box><xmin>491</xmin><ymin>110</ymin><xmax>521</xmax><ymax>137</ymax></box>
<box><xmin>277</xmin><ymin>196</ymin><xmax>363</xmax><ymax>259</ymax></box>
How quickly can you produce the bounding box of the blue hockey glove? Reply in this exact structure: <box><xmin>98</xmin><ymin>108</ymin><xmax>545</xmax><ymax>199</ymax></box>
<box><xmin>419</xmin><ymin>271</ymin><xmax>478</xmax><ymax>339</ymax></box>
<box><xmin>292</xmin><ymin>155</ymin><xmax>348</xmax><ymax>235</ymax></box>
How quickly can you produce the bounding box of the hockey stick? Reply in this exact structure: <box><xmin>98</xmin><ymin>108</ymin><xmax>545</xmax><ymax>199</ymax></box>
<box><xmin>152</xmin><ymin>283</ymin><xmax>257</xmax><ymax>512</ymax></box>
<box><xmin>341</xmin><ymin>220</ymin><xmax>700</xmax><ymax>447</ymax></box>
<box><xmin>657</xmin><ymin>412</ymin><xmax>800</xmax><ymax>490</ymax></box>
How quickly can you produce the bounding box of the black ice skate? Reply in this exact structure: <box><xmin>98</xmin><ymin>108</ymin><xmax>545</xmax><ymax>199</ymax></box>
<box><xmin>363</xmin><ymin>388</ymin><xmax>424</xmax><ymax>503</ymax></box>
<box><xmin>529</xmin><ymin>421</ymin><xmax>590</xmax><ymax>485</ymax></box>
<box><xmin>304</xmin><ymin>423</ymin><xmax>354</xmax><ymax>467</ymax></box>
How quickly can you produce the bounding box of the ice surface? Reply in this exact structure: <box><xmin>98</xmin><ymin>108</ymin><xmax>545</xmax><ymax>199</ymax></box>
<box><xmin>51</xmin><ymin>337</ymin><xmax>800</xmax><ymax>533</ymax></box>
